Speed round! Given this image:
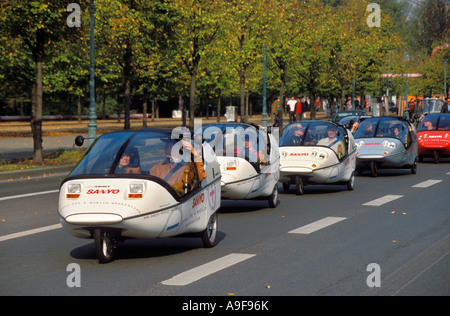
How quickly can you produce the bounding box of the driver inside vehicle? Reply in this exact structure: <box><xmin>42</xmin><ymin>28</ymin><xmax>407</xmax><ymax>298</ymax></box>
<box><xmin>150</xmin><ymin>140</ymin><xmax>206</xmax><ymax>196</ymax></box>
<box><xmin>317</xmin><ymin>125</ymin><xmax>345</xmax><ymax>159</ymax></box>
<box><xmin>287</xmin><ymin>123</ymin><xmax>305</xmax><ymax>145</ymax></box>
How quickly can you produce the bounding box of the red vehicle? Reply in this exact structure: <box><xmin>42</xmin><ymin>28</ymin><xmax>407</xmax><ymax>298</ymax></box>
<box><xmin>417</xmin><ymin>114</ymin><xmax>450</xmax><ymax>163</ymax></box>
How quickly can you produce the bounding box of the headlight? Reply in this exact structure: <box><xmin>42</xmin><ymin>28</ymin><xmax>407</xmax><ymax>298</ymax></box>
<box><xmin>129</xmin><ymin>183</ymin><xmax>144</xmax><ymax>199</ymax></box>
<box><xmin>382</xmin><ymin>140</ymin><xmax>396</xmax><ymax>149</ymax></box>
<box><xmin>312</xmin><ymin>150</ymin><xmax>327</xmax><ymax>159</ymax></box>
<box><xmin>66</xmin><ymin>183</ymin><xmax>81</xmax><ymax>199</ymax></box>
<box><xmin>226</xmin><ymin>160</ymin><xmax>237</xmax><ymax>170</ymax></box>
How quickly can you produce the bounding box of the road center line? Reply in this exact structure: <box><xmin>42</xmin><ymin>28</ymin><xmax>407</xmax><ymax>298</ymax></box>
<box><xmin>0</xmin><ymin>190</ymin><xmax>59</xmax><ymax>202</ymax></box>
<box><xmin>161</xmin><ymin>253</ymin><xmax>256</xmax><ymax>286</ymax></box>
<box><xmin>412</xmin><ymin>180</ymin><xmax>442</xmax><ymax>188</ymax></box>
<box><xmin>363</xmin><ymin>195</ymin><xmax>403</xmax><ymax>206</ymax></box>
<box><xmin>288</xmin><ymin>217</ymin><xmax>347</xmax><ymax>235</ymax></box>
<box><xmin>0</xmin><ymin>224</ymin><xmax>62</xmax><ymax>243</ymax></box>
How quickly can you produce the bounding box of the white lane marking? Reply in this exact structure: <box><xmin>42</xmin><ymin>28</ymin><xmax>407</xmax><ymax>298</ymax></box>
<box><xmin>412</xmin><ymin>180</ymin><xmax>442</xmax><ymax>188</ymax></box>
<box><xmin>288</xmin><ymin>217</ymin><xmax>347</xmax><ymax>235</ymax></box>
<box><xmin>363</xmin><ymin>195</ymin><xmax>403</xmax><ymax>206</ymax></box>
<box><xmin>0</xmin><ymin>224</ymin><xmax>62</xmax><ymax>243</ymax></box>
<box><xmin>0</xmin><ymin>190</ymin><xmax>59</xmax><ymax>202</ymax></box>
<box><xmin>161</xmin><ymin>253</ymin><xmax>256</xmax><ymax>286</ymax></box>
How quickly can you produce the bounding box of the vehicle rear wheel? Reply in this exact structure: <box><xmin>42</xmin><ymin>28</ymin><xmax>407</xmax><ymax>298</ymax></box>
<box><xmin>94</xmin><ymin>229</ymin><xmax>116</xmax><ymax>264</ymax></box>
<box><xmin>268</xmin><ymin>186</ymin><xmax>278</xmax><ymax>208</ymax></box>
<box><xmin>201</xmin><ymin>212</ymin><xmax>218</xmax><ymax>248</ymax></box>
<box><xmin>295</xmin><ymin>176</ymin><xmax>304</xmax><ymax>195</ymax></box>
<box><xmin>370</xmin><ymin>162</ymin><xmax>378</xmax><ymax>178</ymax></box>
<box><xmin>347</xmin><ymin>172</ymin><xmax>355</xmax><ymax>190</ymax></box>
<box><xmin>433</xmin><ymin>151</ymin><xmax>439</xmax><ymax>164</ymax></box>
<box><xmin>411</xmin><ymin>159</ymin><xmax>418</xmax><ymax>174</ymax></box>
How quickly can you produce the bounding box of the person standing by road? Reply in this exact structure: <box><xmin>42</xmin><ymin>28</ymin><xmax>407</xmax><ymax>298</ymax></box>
<box><xmin>295</xmin><ymin>97</ymin><xmax>303</xmax><ymax>121</ymax></box>
<box><xmin>287</xmin><ymin>96</ymin><xmax>297</xmax><ymax>123</ymax></box>
<box><xmin>441</xmin><ymin>96</ymin><xmax>450</xmax><ymax>113</ymax></box>
<box><xmin>272</xmin><ymin>97</ymin><xmax>280</xmax><ymax>126</ymax></box>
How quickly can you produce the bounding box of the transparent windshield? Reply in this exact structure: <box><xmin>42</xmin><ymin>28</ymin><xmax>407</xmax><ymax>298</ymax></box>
<box><xmin>70</xmin><ymin>132</ymin><xmax>135</xmax><ymax>176</ymax></box>
<box><xmin>280</xmin><ymin>122</ymin><xmax>347</xmax><ymax>158</ymax></box>
<box><xmin>200</xmin><ymin>123</ymin><xmax>268</xmax><ymax>165</ymax></box>
<box><xmin>354</xmin><ymin>117</ymin><xmax>410</xmax><ymax>143</ymax></box>
<box><xmin>418</xmin><ymin>115</ymin><xmax>450</xmax><ymax>132</ymax></box>
<box><xmin>69</xmin><ymin>131</ymin><xmax>201</xmax><ymax>197</ymax></box>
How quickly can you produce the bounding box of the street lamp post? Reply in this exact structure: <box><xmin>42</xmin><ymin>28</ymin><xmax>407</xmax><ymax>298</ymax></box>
<box><xmin>444</xmin><ymin>60</ymin><xmax>447</xmax><ymax>99</ymax></box>
<box><xmin>352</xmin><ymin>46</ymin><xmax>356</xmax><ymax>110</ymax></box>
<box><xmin>88</xmin><ymin>0</ymin><xmax>97</xmax><ymax>146</ymax></box>
<box><xmin>262</xmin><ymin>45</ymin><xmax>268</xmax><ymax>128</ymax></box>
<box><xmin>404</xmin><ymin>51</ymin><xmax>410</xmax><ymax>119</ymax></box>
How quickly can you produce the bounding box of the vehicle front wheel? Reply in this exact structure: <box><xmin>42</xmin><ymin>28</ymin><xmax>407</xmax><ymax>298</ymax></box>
<box><xmin>201</xmin><ymin>212</ymin><xmax>218</xmax><ymax>248</ymax></box>
<box><xmin>411</xmin><ymin>159</ymin><xmax>418</xmax><ymax>174</ymax></box>
<box><xmin>295</xmin><ymin>176</ymin><xmax>304</xmax><ymax>195</ymax></box>
<box><xmin>268</xmin><ymin>186</ymin><xmax>278</xmax><ymax>208</ymax></box>
<box><xmin>433</xmin><ymin>151</ymin><xmax>439</xmax><ymax>164</ymax></box>
<box><xmin>370</xmin><ymin>162</ymin><xmax>378</xmax><ymax>178</ymax></box>
<box><xmin>94</xmin><ymin>229</ymin><xmax>117</xmax><ymax>264</ymax></box>
<box><xmin>347</xmin><ymin>172</ymin><xmax>355</xmax><ymax>190</ymax></box>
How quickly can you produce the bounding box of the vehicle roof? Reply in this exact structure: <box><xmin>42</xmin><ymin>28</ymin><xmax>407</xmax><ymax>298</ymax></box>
<box><xmin>201</xmin><ymin>122</ymin><xmax>262</xmax><ymax>130</ymax></box>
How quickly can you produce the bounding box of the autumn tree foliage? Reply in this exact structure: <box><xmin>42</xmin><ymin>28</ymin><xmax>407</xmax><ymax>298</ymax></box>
<box><xmin>1</xmin><ymin>0</ymin><xmax>448</xmax><ymax>160</ymax></box>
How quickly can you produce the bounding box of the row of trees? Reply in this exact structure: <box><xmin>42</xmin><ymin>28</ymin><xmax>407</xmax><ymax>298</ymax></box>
<box><xmin>1</xmin><ymin>0</ymin><xmax>449</xmax><ymax>161</ymax></box>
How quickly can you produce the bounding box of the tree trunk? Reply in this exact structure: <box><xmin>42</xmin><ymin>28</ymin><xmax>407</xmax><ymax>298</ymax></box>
<box><xmin>31</xmin><ymin>60</ymin><xmax>43</xmax><ymax>163</ymax></box>
<box><xmin>77</xmin><ymin>94</ymin><xmax>82</xmax><ymax>123</ymax></box>
<box><xmin>143</xmin><ymin>95</ymin><xmax>148</xmax><ymax>128</ymax></box>
<box><xmin>151</xmin><ymin>99</ymin><xmax>156</xmax><ymax>122</ymax></box>
<box><xmin>309</xmin><ymin>90</ymin><xmax>316</xmax><ymax>120</ymax></box>
<box><xmin>240</xmin><ymin>74</ymin><xmax>245</xmax><ymax>122</ymax></box>
<box><xmin>123</xmin><ymin>43</ymin><xmax>132</xmax><ymax>130</ymax></box>
<box><xmin>189</xmin><ymin>64</ymin><xmax>198</xmax><ymax>129</ymax></box>
<box><xmin>279</xmin><ymin>70</ymin><xmax>286</xmax><ymax>133</ymax></box>
<box><xmin>216</xmin><ymin>95</ymin><xmax>221</xmax><ymax>123</ymax></box>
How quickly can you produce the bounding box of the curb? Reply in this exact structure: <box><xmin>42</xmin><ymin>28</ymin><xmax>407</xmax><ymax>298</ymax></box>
<box><xmin>0</xmin><ymin>165</ymin><xmax>75</xmax><ymax>182</ymax></box>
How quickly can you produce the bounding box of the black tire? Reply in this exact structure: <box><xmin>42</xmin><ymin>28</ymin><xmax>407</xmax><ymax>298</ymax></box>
<box><xmin>94</xmin><ymin>229</ymin><xmax>116</xmax><ymax>264</ymax></box>
<box><xmin>295</xmin><ymin>176</ymin><xmax>304</xmax><ymax>195</ymax></box>
<box><xmin>370</xmin><ymin>162</ymin><xmax>378</xmax><ymax>178</ymax></box>
<box><xmin>201</xmin><ymin>212</ymin><xmax>218</xmax><ymax>248</ymax></box>
<box><xmin>347</xmin><ymin>172</ymin><xmax>355</xmax><ymax>190</ymax></box>
<box><xmin>268</xmin><ymin>186</ymin><xmax>278</xmax><ymax>208</ymax></box>
<box><xmin>433</xmin><ymin>151</ymin><xmax>439</xmax><ymax>164</ymax></box>
<box><xmin>282</xmin><ymin>182</ymin><xmax>290</xmax><ymax>192</ymax></box>
<box><xmin>411</xmin><ymin>159</ymin><xmax>418</xmax><ymax>174</ymax></box>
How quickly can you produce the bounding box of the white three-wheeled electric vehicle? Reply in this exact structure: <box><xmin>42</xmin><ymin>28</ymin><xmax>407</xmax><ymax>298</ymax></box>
<box><xmin>353</xmin><ymin>116</ymin><xmax>418</xmax><ymax>177</ymax></box>
<box><xmin>279</xmin><ymin>121</ymin><xmax>357</xmax><ymax>194</ymax></box>
<box><xmin>58</xmin><ymin>128</ymin><xmax>221</xmax><ymax>263</ymax></box>
<box><xmin>199</xmin><ymin>122</ymin><xmax>280</xmax><ymax>208</ymax></box>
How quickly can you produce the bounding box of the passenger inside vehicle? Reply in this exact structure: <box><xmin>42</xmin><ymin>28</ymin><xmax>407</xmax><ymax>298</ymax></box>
<box><xmin>150</xmin><ymin>140</ymin><xmax>205</xmax><ymax>197</ymax></box>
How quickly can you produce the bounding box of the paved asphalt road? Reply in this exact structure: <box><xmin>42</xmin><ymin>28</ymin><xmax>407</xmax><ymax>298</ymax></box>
<box><xmin>0</xmin><ymin>158</ymin><xmax>448</xmax><ymax>299</ymax></box>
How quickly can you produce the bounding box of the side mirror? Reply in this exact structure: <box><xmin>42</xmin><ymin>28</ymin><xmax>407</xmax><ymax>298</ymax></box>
<box><xmin>74</xmin><ymin>135</ymin><xmax>85</xmax><ymax>147</ymax></box>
